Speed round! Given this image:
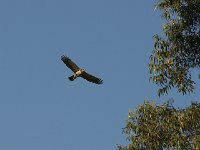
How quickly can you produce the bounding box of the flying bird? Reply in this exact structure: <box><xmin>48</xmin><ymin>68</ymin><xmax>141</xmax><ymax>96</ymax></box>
<box><xmin>61</xmin><ymin>55</ymin><xmax>103</xmax><ymax>84</ymax></box>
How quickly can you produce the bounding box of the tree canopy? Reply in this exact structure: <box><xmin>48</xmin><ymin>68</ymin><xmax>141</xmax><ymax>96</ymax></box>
<box><xmin>149</xmin><ymin>0</ymin><xmax>200</xmax><ymax>96</ymax></box>
<box><xmin>118</xmin><ymin>101</ymin><xmax>200</xmax><ymax>150</ymax></box>
<box><xmin>118</xmin><ymin>0</ymin><xmax>200</xmax><ymax>149</ymax></box>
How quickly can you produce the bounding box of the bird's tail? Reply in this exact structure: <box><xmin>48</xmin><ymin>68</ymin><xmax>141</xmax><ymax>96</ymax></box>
<box><xmin>68</xmin><ymin>75</ymin><xmax>75</xmax><ymax>81</ymax></box>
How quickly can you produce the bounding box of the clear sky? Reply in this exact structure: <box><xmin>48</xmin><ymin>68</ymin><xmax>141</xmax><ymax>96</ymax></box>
<box><xmin>0</xmin><ymin>0</ymin><xmax>199</xmax><ymax>150</ymax></box>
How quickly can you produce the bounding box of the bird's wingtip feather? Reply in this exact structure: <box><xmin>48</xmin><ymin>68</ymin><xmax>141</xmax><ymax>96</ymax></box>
<box><xmin>61</xmin><ymin>55</ymin><xmax>70</xmax><ymax>61</ymax></box>
<box><xmin>98</xmin><ymin>79</ymin><xmax>103</xmax><ymax>84</ymax></box>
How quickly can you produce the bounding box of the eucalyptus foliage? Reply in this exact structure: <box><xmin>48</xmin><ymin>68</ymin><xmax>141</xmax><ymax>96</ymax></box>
<box><xmin>118</xmin><ymin>101</ymin><xmax>200</xmax><ymax>150</ymax></box>
<box><xmin>149</xmin><ymin>0</ymin><xmax>200</xmax><ymax>96</ymax></box>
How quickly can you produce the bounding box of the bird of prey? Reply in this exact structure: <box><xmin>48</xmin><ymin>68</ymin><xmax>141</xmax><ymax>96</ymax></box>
<box><xmin>61</xmin><ymin>55</ymin><xmax>103</xmax><ymax>84</ymax></box>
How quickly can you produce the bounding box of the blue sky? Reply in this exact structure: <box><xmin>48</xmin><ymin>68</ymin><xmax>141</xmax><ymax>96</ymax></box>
<box><xmin>0</xmin><ymin>0</ymin><xmax>199</xmax><ymax>150</ymax></box>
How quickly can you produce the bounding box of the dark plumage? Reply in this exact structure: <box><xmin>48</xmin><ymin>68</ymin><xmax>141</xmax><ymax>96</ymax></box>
<box><xmin>61</xmin><ymin>55</ymin><xmax>103</xmax><ymax>84</ymax></box>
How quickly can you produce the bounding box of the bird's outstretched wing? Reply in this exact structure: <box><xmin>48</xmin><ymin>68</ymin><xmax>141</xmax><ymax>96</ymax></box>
<box><xmin>81</xmin><ymin>72</ymin><xmax>103</xmax><ymax>84</ymax></box>
<box><xmin>61</xmin><ymin>55</ymin><xmax>80</xmax><ymax>73</ymax></box>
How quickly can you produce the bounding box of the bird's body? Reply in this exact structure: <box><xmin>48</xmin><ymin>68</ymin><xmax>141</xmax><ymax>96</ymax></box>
<box><xmin>68</xmin><ymin>69</ymin><xmax>85</xmax><ymax>81</ymax></box>
<box><xmin>61</xmin><ymin>55</ymin><xmax>103</xmax><ymax>84</ymax></box>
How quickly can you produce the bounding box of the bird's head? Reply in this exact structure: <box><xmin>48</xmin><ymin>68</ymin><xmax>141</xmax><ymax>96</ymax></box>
<box><xmin>80</xmin><ymin>69</ymin><xmax>85</xmax><ymax>73</ymax></box>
